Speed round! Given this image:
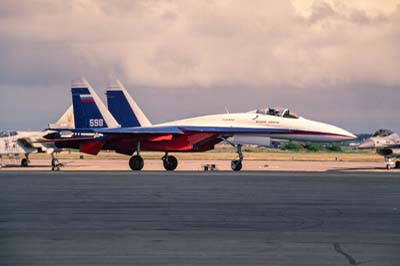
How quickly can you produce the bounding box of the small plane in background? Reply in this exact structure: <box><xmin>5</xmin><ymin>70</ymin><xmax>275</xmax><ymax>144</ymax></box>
<box><xmin>0</xmin><ymin>106</ymin><xmax>74</xmax><ymax>169</ymax></box>
<box><xmin>48</xmin><ymin>78</ymin><xmax>356</xmax><ymax>171</ymax></box>
<box><xmin>359</xmin><ymin>129</ymin><xmax>400</xmax><ymax>169</ymax></box>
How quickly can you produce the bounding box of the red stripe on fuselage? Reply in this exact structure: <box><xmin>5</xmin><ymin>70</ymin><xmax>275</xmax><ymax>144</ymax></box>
<box><xmin>273</xmin><ymin>131</ymin><xmax>352</xmax><ymax>138</ymax></box>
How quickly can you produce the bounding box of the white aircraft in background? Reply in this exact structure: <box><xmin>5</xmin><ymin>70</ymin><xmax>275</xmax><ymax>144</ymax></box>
<box><xmin>49</xmin><ymin>78</ymin><xmax>356</xmax><ymax>171</ymax></box>
<box><xmin>0</xmin><ymin>106</ymin><xmax>74</xmax><ymax>169</ymax></box>
<box><xmin>359</xmin><ymin>129</ymin><xmax>400</xmax><ymax>169</ymax></box>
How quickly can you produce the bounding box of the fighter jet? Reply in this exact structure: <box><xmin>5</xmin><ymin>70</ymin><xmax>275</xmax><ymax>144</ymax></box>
<box><xmin>359</xmin><ymin>129</ymin><xmax>400</xmax><ymax>169</ymax></box>
<box><xmin>48</xmin><ymin>78</ymin><xmax>356</xmax><ymax>171</ymax></box>
<box><xmin>0</xmin><ymin>106</ymin><xmax>74</xmax><ymax>169</ymax></box>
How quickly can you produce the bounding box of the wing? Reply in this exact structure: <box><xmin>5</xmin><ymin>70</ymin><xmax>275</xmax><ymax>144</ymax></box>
<box><xmin>97</xmin><ymin>126</ymin><xmax>184</xmax><ymax>135</ymax></box>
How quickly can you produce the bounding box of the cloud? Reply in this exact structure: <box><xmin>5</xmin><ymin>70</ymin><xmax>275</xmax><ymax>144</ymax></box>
<box><xmin>0</xmin><ymin>0</ymin><xmax>399</xmax><ymax>132</ymax></box>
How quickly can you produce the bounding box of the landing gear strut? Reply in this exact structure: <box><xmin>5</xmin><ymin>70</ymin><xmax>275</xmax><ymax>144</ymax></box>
<box><xmin>385</xmin><ymin>156</ymin><xmax>394</xmax><ymax>170</ymax></box>
<box><xmin>51</xmin><ymin>153</ymin><xmax>62</xmax><ymax>171</ymax></box>
<box><xmin>129</xmin><ymin>142</ymin><xmax>144</xmax><ymax>171</ymax></box>
<box><xmin>21</xmin><ymin>154</ymin><xmax>30</xmax><ymax>167</ymax></box>
<box><xmin>231</xmin><ymin>144</ymin><xmax>243</xmax><ymax>171</ymax></box>
<box><xmin>222</xmin><ymin>137</ymin><xmax>244</xmax><ymax>171</ymax></box>
<box><xmin>162</xmin><ymin>153</ymin><xmax>178</xmax><ymax>171</ymax></box>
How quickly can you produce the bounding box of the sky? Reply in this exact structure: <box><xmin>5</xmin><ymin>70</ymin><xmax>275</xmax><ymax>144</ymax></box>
<box><xmin>0</xmin><ymin>0</ymin><xmax>399</xmax><ymax>133</ymax></box>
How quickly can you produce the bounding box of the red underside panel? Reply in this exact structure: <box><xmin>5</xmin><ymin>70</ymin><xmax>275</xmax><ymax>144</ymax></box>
<box><xmin>147</xmin><ymin>134</ymin><xmax>173</xmax><ymax>142</ymax></box>
<box><xmin>80</xmin><ymin>141</ymin><xmax>105</xmax><ymax>155</ymax></box>
<box><xmin>106</xmin><ymin>132</ymin><xmax>219</xmax><ymax>153</ymax></box>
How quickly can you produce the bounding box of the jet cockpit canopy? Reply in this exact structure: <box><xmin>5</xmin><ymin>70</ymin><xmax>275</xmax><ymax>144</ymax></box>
<box><xmin>372</xmin><ymin>129</ymin><xmax>394</xmax><ymax>137</ymax></box>
<box><xmin>254</xmin><ymin>107</ymin><xmax>300</xmax><ymax>119</ymax></box>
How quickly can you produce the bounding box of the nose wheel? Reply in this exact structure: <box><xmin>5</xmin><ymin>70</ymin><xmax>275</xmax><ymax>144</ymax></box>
<box><xmin>231</xmin><ymin>159</ymin><xmax>242</xmax><ymax>171</ymax></box>
<box><xmin>162</xmin><ymin>153</ymin><xmax>178</xmax><ymax>171</ymax></box>
<box><xmin>229</xmin><ymin>143</ymin><xmax>243</xmax><ymax>171</ymax></box>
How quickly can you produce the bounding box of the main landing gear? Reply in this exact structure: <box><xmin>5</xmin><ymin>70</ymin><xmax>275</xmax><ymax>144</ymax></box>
<box><xmin>128</xmin><ymin>142</ymin><xmax>179</xmax><ymax>171</ymax></box>
<box><xmin>51</xmin><ymin>153</ymin><xmax>62</xmax><ymax>171</ymax></box>
<box><xmin>21</xmin><ymin>154</ymin><xmax>30</xmax><ymax>167</ymax></box>
<box><xmin>129</xmin><ymin>155</ymin><xmax>144</xmax><ymax>171</ymax></box>
<box><xmin>385</xmin><ymin>156</ymin><xmax>393</xmax><ymax>170</ymax></box>
<box><xmin>129</xmin><ymin>153</ymin><xmax>178</xmax><ymax>171</ymax></box>
<box><xmin>386</xmin><ymin>156</ymin><xmax>400</xmax><ymax>170</ymax></box>
<box><xmin>384</xmin><ymin>157</ymin><xmax>400</xmax><ymax>170</ymax></box>
<box><xmin>129</xmin><ymin>141</ymin><xmax>144</xmax><ymax>171</ymax></box>
<box><xmin>162</xmin><ymin>153</ymin><xmax>178</xmax><ymax>171</ymax></box>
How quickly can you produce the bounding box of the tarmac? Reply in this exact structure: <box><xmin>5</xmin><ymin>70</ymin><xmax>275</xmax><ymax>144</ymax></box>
<box><xmin>0</xmin><ymin>158</ymin><xmax>397</xmax><ymax>172</ymax></box>
<box><xmin>0</xmin><ymin>171</ymin><xmax>399</xmax><ymax>265</ymax></box>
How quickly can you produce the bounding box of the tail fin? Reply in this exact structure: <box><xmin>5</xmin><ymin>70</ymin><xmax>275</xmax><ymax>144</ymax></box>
<box><xmin>71</xmin><ymin>78</ymin><xmax>120</xmax><ymax>129</ymax></box>
<box><xmin>106</xmin><ymin>79</ymin><xmax>152</xmax><ymax>127</ymax></box>
<box><xmin>48</xmin><ymin>105</ymin><xmax>75</xmax><ymax>129</ymax></box>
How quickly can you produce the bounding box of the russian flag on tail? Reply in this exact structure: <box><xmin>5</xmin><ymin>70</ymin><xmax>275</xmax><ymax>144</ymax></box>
<box><xmin>80</xmin><ymin>94</ymin><xmax>94</xmax><ymax>103</ymax></box>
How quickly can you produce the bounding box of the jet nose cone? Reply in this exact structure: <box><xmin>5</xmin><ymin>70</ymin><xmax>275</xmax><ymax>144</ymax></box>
<box><xmin>359</xmin><ymin>139</ymin><xmax>375</xmax><ymax>149</ymax></box>
<box><xmin>336</xmin><ymin>128</ymin><xmax>357</xmax><ymax>140</ymax></box>
<box><xmin>347</xmin><ymin>132</ymin><xmax>357</xmax><ymax>140</ymax></box>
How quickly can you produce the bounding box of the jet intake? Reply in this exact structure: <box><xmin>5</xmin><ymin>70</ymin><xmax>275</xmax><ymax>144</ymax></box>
<box><xmin>231</xmin><ymin>135</ymin><xmax>271</xmax><ymax>147</ymax></box>
<box><xmin>377</xmin><ymin>148</ymin><xmax>400</xmax><ymax>156</ymax></box>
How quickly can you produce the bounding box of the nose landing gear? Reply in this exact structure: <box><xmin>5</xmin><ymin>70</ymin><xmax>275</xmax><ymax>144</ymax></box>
<box><xmin>231</xmin><ymin>144</ymin><xmax>243</xmax><ymax>171</ymax></box>
<box><xmin>384</xmin><ymin>157</ymin><xmax>400</xmax><ymax>170</ymax></box>
<box><xmin>162</xmin><ymin>153</ymin><xmax>178</xmax><ymax>171</ymax></box>
<box><xmin>222</xmin><ymin>137</ymin><xmax>244</xmax><ymax>171</ymax></box>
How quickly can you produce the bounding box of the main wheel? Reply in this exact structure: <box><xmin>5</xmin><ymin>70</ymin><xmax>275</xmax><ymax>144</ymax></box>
<box><xmin>163</xmin><ymin>155</ymin><xmax>178</xmax><ymax>171</ymax></box>
<box><xmin>51</xmin><ymin>158</ymin><xmax>60</xmax><ymax>171</ymax></box>
<box><xmin>129</xmin><ymin>155</ymin><xmax>144</xmax><ymax>171</ymax></box>
<box><xmin>21</xmin><ymin>158</ymin><xmax>29</xmax><ymax>167</ymax></box>
<box><xmin>51</xmin><ymin>158</ymin><xmax>59</xmax><ymax>167</ymax></box>
<box><xmin>395</xmin><ymin>161</ymin><xmax>400</xmax><ymax>169</ymax></box>
<box><xmin>231</xmin><ymin>160</ymin><xmax>242</xmax><ymax>171</ymax></box>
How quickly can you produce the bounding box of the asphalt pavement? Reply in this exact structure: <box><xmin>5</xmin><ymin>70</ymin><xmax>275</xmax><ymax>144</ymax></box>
<box><xmin>0</xmin><ymin>171</ymin><xmax>399</xmax><ymax>265</ymax></box>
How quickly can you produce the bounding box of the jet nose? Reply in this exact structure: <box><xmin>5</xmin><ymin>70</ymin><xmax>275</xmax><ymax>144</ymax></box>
<box><xmin>311</xmin><ymin>121</ymin><xmax>357</xmax><ymax>141</ymax></box>
<box><xmin>334</xmin><ymin>127</ymin><xmax>357</xmax><ymax>140</ymax></box>
<box><xmin>359</xmin><ymin>138</ymin><xmax>375</xmax><ymax>149</ymax></box>
<box><xmin>346</xmin><ymin>132</ymin><xmax>357</xmax><ymax>140</ymax></box>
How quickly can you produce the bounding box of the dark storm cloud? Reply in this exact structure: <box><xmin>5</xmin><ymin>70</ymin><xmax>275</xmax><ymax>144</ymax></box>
<box><xmin>0</xmin><ymin>0</ymin><xmax>399</xmax><ymax>133</ymax></box>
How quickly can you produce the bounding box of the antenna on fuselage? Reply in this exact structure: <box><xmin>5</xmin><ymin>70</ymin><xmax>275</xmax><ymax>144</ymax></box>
<box><xmin>224</xmin><ymin>106</ymin><xmax>230</xmax><ymax>114</ymax></box>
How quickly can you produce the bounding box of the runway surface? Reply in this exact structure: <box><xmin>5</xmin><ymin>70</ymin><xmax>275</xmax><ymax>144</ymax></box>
<box><xmin>0</xmin><ymin>171</ymin><xmax>399</xmax><ymax>265</ymax></box>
